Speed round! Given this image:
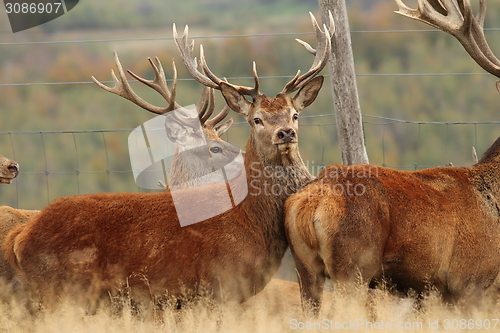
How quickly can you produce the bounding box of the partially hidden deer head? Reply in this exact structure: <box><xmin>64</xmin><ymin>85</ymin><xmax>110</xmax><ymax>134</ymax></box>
<box><xmin>92</xmin><ymin>53</ymin><xmax>243</xmax><ymax>191</ymax></box>
<box><xmin>0</xmin><ymin>155</ymin><xmax>19</xmax><ymax>184</ymax></box>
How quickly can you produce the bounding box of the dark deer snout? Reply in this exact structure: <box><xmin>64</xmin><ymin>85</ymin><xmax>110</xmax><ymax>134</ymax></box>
<box><xmin>8</xmin><ymin>163</ymin><xmax>19</xmax><ymax>176</ymax></box>
<box><xmin>277</xmin><ymin>128</ymin><xmax>296</xmax><ymax>144</ymax></box>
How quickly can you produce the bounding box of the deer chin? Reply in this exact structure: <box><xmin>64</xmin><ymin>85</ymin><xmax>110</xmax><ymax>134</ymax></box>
<box><xmin>276</xmin><ymin>142</ymin><xmax>297</xmax><ymax>155</ymax></box>
<box><xmin>0</xmin><ymin>178</ymin><xmax>13</xmax><ymax>184</ymax></box>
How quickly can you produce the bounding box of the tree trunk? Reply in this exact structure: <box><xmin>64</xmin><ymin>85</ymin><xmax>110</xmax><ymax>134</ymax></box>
<box><xmin>318</xmin><ymin>0</ymin><xmax>369</xmax><ymax>165</ymax></box>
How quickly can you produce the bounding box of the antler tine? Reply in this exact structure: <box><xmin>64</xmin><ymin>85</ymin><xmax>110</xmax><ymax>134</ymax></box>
<box><xmin>196</xmin><ymin>85</ymin><xmax>215</xmax><ymax>125</ymax></box>
<box><xmin>295</xmin><ymin>11</ymin><xmax>336</xmax><ymax>56</ymax></box>
<box><xmin>281</xmin><ymin>11</ymin><xmax>334</xmax><ymax>94</ymax></box>
<box><xmin>202</xmin><ymin>73</ymin><xmax>231</xmax><ymax>128</ymax></box>
<box><xmin>193</xmin><ymin>83</ymin><xmax>232</xmax><ymax>129</ymax></box>
<box><xmin>127</xmin><ymin>57</ymin><xmax>182</xmax><ymax>112</ymax></box>
<box><xmin>173</xmin><ymin>23</ymin><xmax>261</xmax><ymax>97</ymax></box>
<box><xmin>195</xmin><ymin>61</ymin><xmax>220</xmax><ymax>125</ymax></box>
<box><xmin>205</xmin><ymin>105</ymin><xmax>230</xmax><ymax>128</ymax></box>
<box><xmin>395</xmin><ymin>0</ymin><xmax>500</xmax><ymax>79</ymax></box>
<box><xmin>195</xmin><ymin>82</ymin><xmax>231</xmax><ymax>128</ymax></box>
<box><xmin>91</xmin><ymin>52</ymin><xmax>177</xmax><ymax>115</ymax></box>
<box><xmin>174</xmin><ymin>24</ymin><xmax>220</xmax><ymax>90</ymax></box>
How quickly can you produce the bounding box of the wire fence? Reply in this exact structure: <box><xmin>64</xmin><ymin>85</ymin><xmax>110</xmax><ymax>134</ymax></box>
<box><xmin>1</xmin><ymin>116</ymin><xmax>499</xmax><ymax>210</ymax></box>
<box><xmin>0</xmin><ymin>27</ymin><xmax>498</xmax><ymax>87</ymax></box>
<box><xmin>2</xmin><ymin>15</ymin><xmax>500</xmax><ymax>209</ymax></box>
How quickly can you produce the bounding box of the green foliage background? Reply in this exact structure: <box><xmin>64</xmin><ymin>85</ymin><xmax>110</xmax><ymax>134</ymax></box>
<box><xmin>1</xmin><ymin>0</ymin><xmax>500</xmax><ymax>209</ymax></box>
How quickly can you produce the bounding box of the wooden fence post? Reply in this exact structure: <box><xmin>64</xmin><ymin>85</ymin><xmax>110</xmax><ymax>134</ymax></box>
<box><xmin>318</xmin><ymin>0</ymin><xmax>369</xmax><ymax>165</ymax></box>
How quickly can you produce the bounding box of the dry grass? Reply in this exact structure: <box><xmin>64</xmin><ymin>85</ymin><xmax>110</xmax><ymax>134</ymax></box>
<box><xmin>0</xmin><ymin>280</ymin><xmax>499</xmax><ymax>333</ymax></box>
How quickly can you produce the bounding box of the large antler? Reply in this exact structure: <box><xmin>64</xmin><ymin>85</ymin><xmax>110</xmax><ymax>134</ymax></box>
<box><xmin>394</xmin><ymin>0</ymin><xmax>500</xmax><ymax>80</ymax></box>
<box><xmin>173</xmin><ymin>24</ymin><xmax>261</xmax><ymax>98</ymax></box>
<box><xmin>92</xmin><ymin>52</ymin><xmax>229</xmax><ymax>128</ymax></box>
<box><xmin>173</xmin><ymin>11</ymin><xmax>334</xmax><ymax>98</ymax></box>
<box><xmin>92</xmin><ymin>52</ymin><xmax>181</xmax><ymax>115</ymax></box>
<box><xmin>281</xmin><ymin>11</ymin><xmax>335</xmax><ymax>94</ymax></box>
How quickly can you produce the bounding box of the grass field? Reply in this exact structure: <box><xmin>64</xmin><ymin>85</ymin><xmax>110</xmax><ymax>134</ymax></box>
<box><xmin>1</xmin><ymin>278</ymin><xmax>499</xmax><ymax>333</ymax></box>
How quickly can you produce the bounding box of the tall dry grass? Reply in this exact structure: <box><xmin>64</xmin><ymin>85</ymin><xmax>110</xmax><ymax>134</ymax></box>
<box><xmin>0</xmin><ymin>279</ymin><xmax>498</xmax><ymax>333</ymax></box>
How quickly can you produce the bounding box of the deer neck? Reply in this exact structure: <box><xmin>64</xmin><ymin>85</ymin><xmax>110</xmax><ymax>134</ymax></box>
<box><xmin>471</xmin><ymin>163</ymin><xmax>500</xmax><ymax>200</ymax></box>
<box><xmin>239</xmin><ymin>135</ymin><xmax>313</xmax><ymax>259</ymax></box>
<box><xmin>469</xmin><ymin>138</ymin><xmax>500</xmax><ymax>219</ymax></box>
<box><xmin>471</xmin><ymin>137</ymin><xmax>500</xmax><ymax>197</ymax></box>
<box><xmin>244</xmin><ymin>135</ymin><xmax>313</xmax><ymax>201</ymax></box>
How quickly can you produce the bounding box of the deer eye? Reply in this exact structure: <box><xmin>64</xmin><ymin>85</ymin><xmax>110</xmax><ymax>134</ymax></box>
<box><xmin>253</xmin><ymin>118</ymin><xmax>263</xmax><ymax>125</ymax></box>
<box><xmin>293</xmin><ymin>113</ymin><xmax>299</xmax><ymax>121</ymax></box>
<box><xmin>210</xmin><ymin>147</ymin><xmax>222</xmax><ymax>154</ymax></box>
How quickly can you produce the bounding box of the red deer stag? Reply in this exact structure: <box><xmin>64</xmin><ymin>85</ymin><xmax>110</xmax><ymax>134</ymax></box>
<box><xmin>285</xmin><ymin>0</ymin><xmax>500</xmax><ymax>314</ymax></box>
<box><xmin>0</xmin><ymin>155</ymin><xmax>18</xmax><ymax>184</ymax></box>
<box><xmin>0</xmin><ymin>54</ymin><xmax>236</xmax><ymax>295</ymax></box>
<box><xmin>98</xmin><ymin>53</ymin><xmax>301</xmax><ymax>308</ymax></box>
<box><xmin>4</xmin><ymin>12</ymin><xmax>333</xmax><ymax>310</ymax></box>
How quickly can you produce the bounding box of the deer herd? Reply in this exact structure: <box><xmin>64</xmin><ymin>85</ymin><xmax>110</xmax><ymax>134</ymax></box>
<box><xmin>1</xmin><ymin>0</ymin><xmax>500</xmax><ymax>318</ymax></box>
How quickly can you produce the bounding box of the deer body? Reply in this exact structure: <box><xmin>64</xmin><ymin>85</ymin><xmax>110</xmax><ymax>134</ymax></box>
<box><xmin>4</xmin><ymin>93</ymin><xmax>315</xmax><ymax>307</ymax></box>
<box><xmin>284</xmin><ymin>0</ymin><xmax>500</xmax><ymax>313</ymax></box>
<box><xmin>0</xmin><ymin>56</ymin><xmax>234</xmax><ymax>291</ymax></box>
<box><xmin>285</xmin><ymin>138</ymin><xmax>500</xmax><ymax>311</ymax></box>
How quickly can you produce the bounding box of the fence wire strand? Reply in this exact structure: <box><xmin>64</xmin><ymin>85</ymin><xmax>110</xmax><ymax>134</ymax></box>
<box><xmin>2</xmin><ymin>25</ymin><xmax>500</xmax><ymax>208</ymax></box>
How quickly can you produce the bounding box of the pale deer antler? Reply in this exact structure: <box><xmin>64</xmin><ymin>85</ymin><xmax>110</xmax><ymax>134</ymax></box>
<box><xmin>173</xmin><ymin>11</ymin><xmax>334</xmax><ymax>97</ymax></box>
<box><xmin>394</xmin><ymin>0</ymin><xmax>500</xmax><ymax>79</ymax></box>
<box><xmin>200</xmin><ymin>86</ymin><xmax>230</xmax><ymax>128</ymax></box>
<box><xmin>92</xmin><ymin>52</ymin><xmax>229</xmax><ymax>128</ymax></box>
<box><xmin>92</xmin><ymin>52</ymin><xmax>180</xmax><ymax>114</ymax></box>
<box><xmin>472</xmin><ymin>146</ymin><xmax>479</xmax><ymax>164</ymax></box>
<box><xmin>173</xmin><ymin>24</ymin><xmax>261</xmax><ymax>98</ymax></box>
<box><xmin>195</xmin><ymin>84</ymin><xmax>230</xmax><ymax>128</ymax></box>
<box><xmin>281</xmin><ymin>11</ymin><xmax>335</xmax><ymax>94</ymax></box>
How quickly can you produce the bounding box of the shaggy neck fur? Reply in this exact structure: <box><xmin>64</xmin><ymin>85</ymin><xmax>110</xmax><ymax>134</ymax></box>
<box><xmin>240</xmin><ymin>133</ymin><xmax>313</xmax><ymax>269</ymax></box>
<box><xmin>470</xmin><ymin>136</ymin><xmax>500</xmax><ymax>218</ymax></box>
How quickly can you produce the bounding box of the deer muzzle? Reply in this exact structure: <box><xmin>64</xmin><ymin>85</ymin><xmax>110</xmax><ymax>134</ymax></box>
<box><xmin>1</xmin><ymin>162</ymin><xmax>19</xmax><ymax>183</ymax></box>
<box><xmin>277</xmin><ymin>128</ymin><xmax>296</xmax><ymax>144</ymax></box>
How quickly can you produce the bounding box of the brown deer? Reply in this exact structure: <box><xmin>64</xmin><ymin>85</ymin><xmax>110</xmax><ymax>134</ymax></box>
<box><xmin>0</xmin><ymin>54</ymin><xmax>237</xmax><ymax>295</ymax></box>
<box><xmin>90</xmin><ymin>40</ymin><xmax>305</xmax><ymax>308</ymax></box>
<box><xmin>0</xmin><ymin>155</ymin><xmax>18</xmax><ymax>184</ymax></box>
<box><xmin>285</xmin><ymin>0</ymin><xmax>500</xmax><ymax>314</ymax></box>
<box><xmin>0</xmin><ymin>155</ymin><xmax>22</xmax><ymax>289</ymax></box>
<box><xmin>3</xmin><ymin>12</ymin><xmax>333</xmax><ymax>310</ymax></box>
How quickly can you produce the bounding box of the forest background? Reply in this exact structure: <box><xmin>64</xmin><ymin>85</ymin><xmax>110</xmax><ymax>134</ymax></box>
<box><xmin>1</xmin><ymin>0</ymin><xmax>500</xmax><ymax>209</ymax></box>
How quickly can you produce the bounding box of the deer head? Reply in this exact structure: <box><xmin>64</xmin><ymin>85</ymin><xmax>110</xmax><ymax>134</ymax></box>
<box><xmin>91</xmin><ymin>53</ymin><xmax>241</xmax><ymax>190</ymax></box>
<box><xmin>0</xmin><ymin>155</ymin><xmax>19</xmax><ymax>184</ymax></box>
<box><xmin>174</xmin><ymin>12</ymin><xmax>334</xmax><ymax>168</ymax></box>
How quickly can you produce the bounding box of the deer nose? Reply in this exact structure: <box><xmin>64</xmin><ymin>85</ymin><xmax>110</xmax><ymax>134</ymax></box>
<box><xmin>277</xmin><ymin>128</ymin><xmax>296</xmax><ymax>143</ymax></box>
<box><xmin>8</xmin><ymin>163</ymin><xmax>19</xmax><ymax>175</ymax></box>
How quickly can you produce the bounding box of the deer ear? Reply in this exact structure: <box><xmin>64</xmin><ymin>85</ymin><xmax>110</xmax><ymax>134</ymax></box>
<box><xmin>220</xmin><ymin>82</ymin><xmax>252</xmax><ymax>117</ymax></box>
<box><xmin>496</xmin><ymin>81</ymin><xmax>500</xmax><ymax>93</ymax></box>
<box><xmin>164</xmin><ymin>116</ymin><xmax>189</xmax><ymax>144</ymax></box>
<box><xmin>292</xmin><ymin>76</ymin><xmax>324</xmax><ymax>112</ymax></box>
<box><xmin>214</xmin><ymin>118</ymin><xmax>233</xmax><ymax>137</ymax></box>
